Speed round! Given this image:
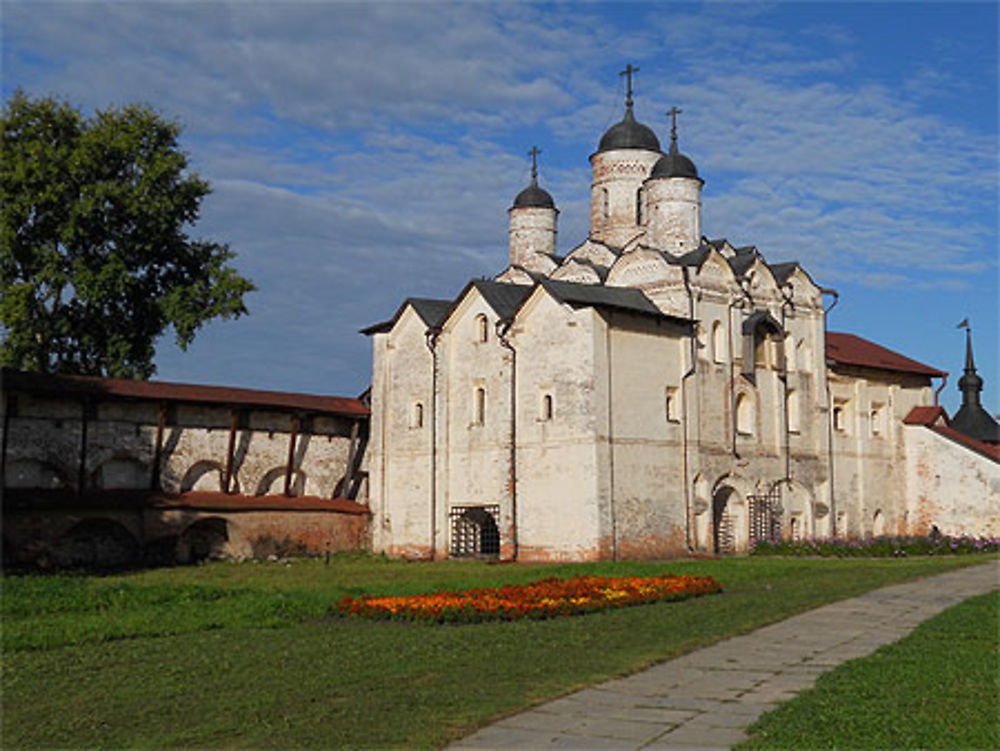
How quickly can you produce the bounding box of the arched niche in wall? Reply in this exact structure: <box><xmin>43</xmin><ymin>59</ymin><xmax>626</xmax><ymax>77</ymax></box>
<box><xmin>255</xmin><ymin>467</ymin><xmax>306</xmax><ymax>497</ymax></box>
<box><xmin>180</xmin><ymin>460</ymin><xmax>238</xmax><ymax>493</ymax></box>
<box><xmin>4</xmin><ymin>459</ymin><xmax>70</xmax><ymax>489</ymax></box>
<box><xmin>91</xmin><ymin>457</ymin><xmax>149</xmax><ymax>490</ymax></box>
<box><xmin>51</xmin><ymin>518</ymin><xmax>141</xmax><ymax>569</ymax></box>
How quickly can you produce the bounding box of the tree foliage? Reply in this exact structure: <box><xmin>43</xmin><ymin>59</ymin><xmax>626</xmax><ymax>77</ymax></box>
<box><xmin>1</xmin><ymin>90</ymin><xmax>255</xmax><ymax>378</ymax></box>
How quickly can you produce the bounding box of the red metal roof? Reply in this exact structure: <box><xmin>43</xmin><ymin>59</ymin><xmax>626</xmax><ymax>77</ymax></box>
<box><xmin>4</xmin><ymin>488</ymin><xmax>372</xmax><ymax>515</ymax></box>
<box><xmin>2</xmin><ymin>368</ymin><xmax>369</xmax><ymax>418</ymax></box>
<box><xmin>826</xmin><ymin>332</ymin><xmax>946</xmax><ymax>378</ymax></box>
<box><xmin>903</xmin><ymin>406</ymin><xmax>1000</xmax><ymax>463</ymax></box>
<box><xmin>902</xmin><ymin>405</ymin><xmax>948</xmax><ymax>426</ymax></box>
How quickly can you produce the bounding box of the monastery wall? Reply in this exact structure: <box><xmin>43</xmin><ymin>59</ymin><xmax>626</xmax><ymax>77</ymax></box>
<box><xmin>2</xmin><ymin>378</ymin><xmax>369</xmax><ymax>568</ymax></box>
<box><xmin>904</xmin><ymin>426</ymin><xmax>1000</xmax><ymax>537</ymax></box>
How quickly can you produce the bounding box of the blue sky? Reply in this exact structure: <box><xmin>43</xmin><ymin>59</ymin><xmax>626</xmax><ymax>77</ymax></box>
<box><xmin>3</xmin><ymin>1</ymin><xmax>997</xmax><ymax>415</ymax></box>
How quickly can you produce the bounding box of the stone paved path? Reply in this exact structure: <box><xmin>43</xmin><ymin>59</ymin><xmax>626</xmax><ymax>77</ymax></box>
<box><xmin>447</xmin><ymin>560</ymin><xmax>999</xmax><ymax>751</ymax></box>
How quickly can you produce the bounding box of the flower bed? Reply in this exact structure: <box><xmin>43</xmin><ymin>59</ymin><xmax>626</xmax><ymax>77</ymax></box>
<box><xmin>336</xmin><ymin>573</ymin><xmax>722</xmax><ymax>623</ymax></box>
<box><xmin>751</xmin><ymin>534</ymin><xmax>1000</xmax><ymax>558</ymax></box>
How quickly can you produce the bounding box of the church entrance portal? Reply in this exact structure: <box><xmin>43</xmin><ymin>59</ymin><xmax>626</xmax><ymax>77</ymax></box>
<box><xmin>449</xmin><ymin>505</ymin><xmax>500</xmax><ymax>558</ymax></box>
<box><xmin>712</xmin><ymin>488</ymin><xmax>736</xmax><ymax>555</ymax></box>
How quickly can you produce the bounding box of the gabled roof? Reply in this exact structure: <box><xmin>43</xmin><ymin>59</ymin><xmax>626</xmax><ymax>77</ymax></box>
<box><xmin>540</xmin><ymin>279</ymin><xmax>693</xmax><ymax>325</ymax></box>
<box><xmin>1</xmin><ymin>369</ymin><xmax>369</xmax><ymax>417</ymax></box>
<box><xmin>727</xmin><ymin>247</ymin><xmax>760</xmax><ymax>277</ymax></box>
<box><xmin>359</xmin><ymin>296</ymin><xmax>452</xmax><ymax>335</ymax></box>
<box><xmin>471</xmin><ymin>279</ymin><xmax>533</xmax><ymax>320</ymax></box>
<box><xmin>767</xmin><ymin>262</ymin><xmax>798</xmax><ymax>285</ymax></box>
<box><xmin>410</xmin><ymin>298</ymin><xmax>453</xmax><ymax>329</ymax></box>
<box><xmin>826</xmin><ymin>332</ymin><xmax>946</xmax><ymax>377</ymax></box>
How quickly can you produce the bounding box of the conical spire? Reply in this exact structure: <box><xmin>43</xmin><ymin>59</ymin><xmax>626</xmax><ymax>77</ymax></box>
<box><xmin>951</xmin><ymin>321</ymin><xmax>998</xmax><ymax>443</ymax></box>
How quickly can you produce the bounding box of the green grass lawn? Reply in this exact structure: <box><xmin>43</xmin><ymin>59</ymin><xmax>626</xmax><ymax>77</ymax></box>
<box><xmin>1</xmin><ymin>554</ymin><xmax>994</xmax><ymax>749</ymax></box>
<box><xmin>741</xmin><ymin>589</ymin><xmax>1000</xmax><ymax>751</ymax></box>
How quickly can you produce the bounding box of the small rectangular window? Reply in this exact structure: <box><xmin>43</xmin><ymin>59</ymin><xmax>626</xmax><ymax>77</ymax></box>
<box><xmin>833</xmin><ymin>399</ymin><xmax>850</xmax><ymax>433</ymax></box>
<box><xmin>870</xmin><ymin>403</ymin><xmax>884</xmax><ymax>436</ymax></box>
<box><xmin>411</xmin><ymin>402</ymin><xmax>424</xmax><ymax>429</ymax></box>
<box><xmin>474</xmin><ymin>387</ymin><xmax>486</xmax><ymax>426</ymax></box>
<box><xmin>540</xmin><ymin>393</ymin><xmax>553</xmax><ymax>422</ymax></box>
<box><xmin>666</xmin><ymin>387</ymin><xmax>679</xmax><ymax>422</ymax></box>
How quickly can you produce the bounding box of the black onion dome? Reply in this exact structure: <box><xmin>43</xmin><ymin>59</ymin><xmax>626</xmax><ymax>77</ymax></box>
<box><xmin>650</xmin><ymin>150</ymin><xmax>700</xmax><ymax>180</ymax></box>
<box><xmin>512</xmin><ymin>182</ymin><xmax>555</xmax><ymax>209</ymax></box>
<box><xmin>597</xmin><ymin>107</ymin><xmax>661</xmax><ymax>153</ymax></box>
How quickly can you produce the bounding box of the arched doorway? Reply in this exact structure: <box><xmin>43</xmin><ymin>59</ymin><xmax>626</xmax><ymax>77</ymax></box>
<box><xmin>177</xmin><ymin>518</ymin><xmax>229</xmax><ymax>563</ymax></box>
<box><xmin>449</xmin><ymin>506</ymin><xmax>500</xmax><ymax>558</ymax></box>
<box><xmin>713</xmin><ymin>487</ymin><xmax>737</xmax><ymax>555</ymax></box>
<box><xmin>52</xmin><ymin>519</ymin><xmax>140</xmax><ymax>569</ymax></box>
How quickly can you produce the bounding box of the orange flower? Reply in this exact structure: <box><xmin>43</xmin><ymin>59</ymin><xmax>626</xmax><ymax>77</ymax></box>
<box><xmin>336</xmin><ymin>573</ymin><xmax>722</xmax><ymax>623</ymax></box>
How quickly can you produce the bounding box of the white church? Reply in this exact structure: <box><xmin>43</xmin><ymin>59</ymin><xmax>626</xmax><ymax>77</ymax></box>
<box><xmin>363</xmin><ymin>70</ymin><xmax>999</xmax><ymax>562</ymax></box>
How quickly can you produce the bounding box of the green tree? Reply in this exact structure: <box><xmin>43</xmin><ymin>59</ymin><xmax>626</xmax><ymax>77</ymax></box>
<box><xmin>1</xmin><ymin>90</ymin><xmax>255</xmax><ymax>378</ymax></box>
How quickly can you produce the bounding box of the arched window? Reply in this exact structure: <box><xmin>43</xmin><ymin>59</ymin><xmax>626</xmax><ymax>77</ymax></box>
<box><xmin>695</xmin><ymin>324</ymin><xmax>707</xmax><ymax>359</ymax></box>
<box><xmin>541</xmin><ymin>394</ymin><xmax>553</xmax><ymax>421</ymax></box>
<box><xmin>797</xmin><ymin>338</ymin><xmax>810</xmax><ymax>373</ymax></box>
<box><xmin>712</xmin><ymin>321</ymin><xmax>724</xmax><ymax>364</ymax></box>
<box><xmin>476</xmin><ymin>314</ymin><xmax>488</xmax><ymax>343</ymax></box>
<box><xmin>786</xmin><ymin>334</ymin><xmax>797</xmax><ymax>372</ymax></box>
<box><xmin>635</xmin><ymin>187</ymin><xmax>644</xmax><ymax>225</ymax></box>
<box><xmin>412</xmin><ymin>402</ymin><xmax>424</xmax><ymax>429</ymax></box>
<box><xmin>601</xmin><ymin>188</ymin><xmax>609</xmax><ymax>225</ymax></box>
<box><xmin>736</xmin><ymin>392</ymin><xmax>754</xmax><ymax>436</ymax></box>
<box><xmin>786</xmin><ymin>389</ymin><xmax>800</xmax><ymax>433</ymax></box>
<box><xmin>474</xmin><ymin>387</ymin><xmax>486</xmax><ymax>426</ymax></box>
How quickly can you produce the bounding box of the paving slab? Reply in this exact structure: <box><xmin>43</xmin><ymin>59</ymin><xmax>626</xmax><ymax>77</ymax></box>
<box><xmin>446</xmin><ymin>560</ymin><xmax>998</xmax><ymax>750</ymax></box>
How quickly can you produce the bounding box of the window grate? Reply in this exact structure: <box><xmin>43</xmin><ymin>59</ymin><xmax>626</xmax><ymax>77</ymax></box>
<box><xmin>449</xmin><ymin>505</ymin><xmax>500</xmax><ymax>558</ymax></box>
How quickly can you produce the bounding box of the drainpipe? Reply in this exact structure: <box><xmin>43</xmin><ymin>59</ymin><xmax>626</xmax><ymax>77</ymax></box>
<box><xmin>933</xmin><ymin>374</ymin><xmax>948</xmax><ymax>408</ymax></box>
<box><xmin>680</xmin><ymin>267</ymin><xmax>698</xmax><ymax>553</ymax></box>
<box><xmin>821</xmin><ymin>287</ymin><xmax>839</xmax><ymax>537</ymax></box>
<box><xmin>729</xmin><ymin>280</ymin><xmax>754</xmax><ymax>458</ymax></box>
<box><xmin>424</xmin><ymin>329</ymin><xmax>440</xmax><ymax>559</ymax></box>
<box><xmin>496</xmin><ymin>319</ymin><xmax>518</xmax><ymax>561</ymax></box>
<box><xmin>605</xmin><ymin>318</ymin><xmax>617</xmax><ymax>560</ymax></box>
<box><xmin>779</xmin><ymin>283</ymin><xmax>795</xmax><ymax>483</ymax></box>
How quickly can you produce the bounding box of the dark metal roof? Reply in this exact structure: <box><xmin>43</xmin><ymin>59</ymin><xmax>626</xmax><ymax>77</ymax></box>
<box><xmin>673</xmin><ymin>244</ymin><xmax>712</xmax><ymax>268</ymax></box>
<box><xmin>597</xmin><ymin>107</ymin><xmax>661</xmax><ymax>154</ymax></box>
<box><xmin>826</xmin><ymin>332</ymin><xmax>946</xmax><ymax>378</ymax></box>
<box><xmin>949</xmin><ymin>404</ymin><xmax>999</xmax><ymax>444</ymax></box>
<box><xmin>359</xmin><ymin>296</ymin><xmax>452</xmax><ymax>336</ymax></box>
<box><xmin>409</xmin><ymin>298</ymin><xmax>453</xmax><ymax>329</ymax></box>
<box><xmin>767</xmin><ymin>262</ymin><xmax>798</xmax><ymax>285</ymax></box>
<box><xmin>649</xmin><ymin>150</ymin><xmax>701</xmax><ymax>181</ymax></box>
<box><xmin>472</xmin><ymin>279</ymin><xmax>533</xmax><ymax>320</ymax></box>
<box><xmin>1</xmin><ymin>368</ymin><xmax>369</xmax><ymax>417</ymax></box>
<box><xmin>541</xmin><ymin>279</ymin><xmax>692</xmax><ymax>326</ymax></box>
<box><xmin>512</xmin><ymin>182</ymin><xmax>556</xmax><ymax>209</ymax></box>
<box><xmin>742</xmin><ymin>310</ymin><xmax>784</xmax><ymax>336</ymax></box>
<box><xmin>727</xmin><ymin>248</ymin><xmax>760</xmax><ymax>277</ymax></box>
